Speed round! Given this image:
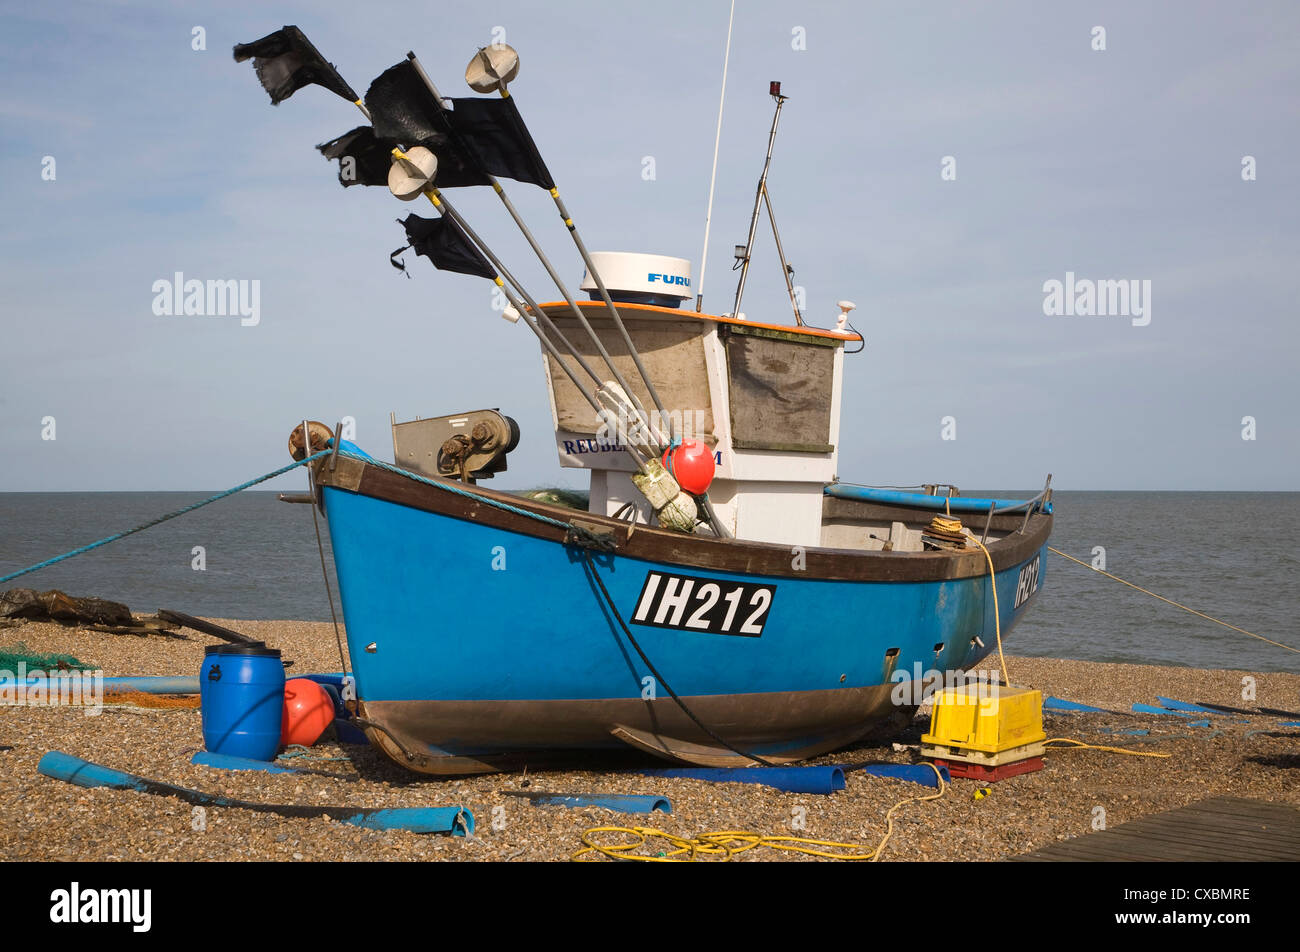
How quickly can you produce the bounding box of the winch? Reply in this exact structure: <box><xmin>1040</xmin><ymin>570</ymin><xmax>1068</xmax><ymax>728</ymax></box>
<box><xmin>390</xmin><ymin>409</ymin><xmax>520</xmax><ymax>483</ymax></box>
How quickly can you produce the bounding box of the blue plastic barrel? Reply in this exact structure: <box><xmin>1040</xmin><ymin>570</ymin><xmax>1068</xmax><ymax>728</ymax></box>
<box><xmin>199</xmin><ymin>644</ymin><xmax>285</xmax><ymax>761</ymax></box>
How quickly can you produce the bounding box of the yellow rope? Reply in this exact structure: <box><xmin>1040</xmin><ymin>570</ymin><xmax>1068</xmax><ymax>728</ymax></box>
<box><xmin>1047</xmin><ymin>546</ymin><xmax>1298</xmax><ymax>655</ymax></box>
<box><xmin>928</xmin><ymin>515</ymin><xmax>964</xmax><ymax>535</ymax></box>
<box><xmin>1042</xmin><ymin>738</ymin><xmax>1171</xmax><ymax>759</ymax></box>
<box><xmin>573</xmin><ymin>765</ymin><xmax>946</xmax><ymax>862</ymax></box>
<box><xmin>923</xmin><ymin>515</ymin><xmax>1008</xmax><ymax>684</ymax></box>
<box><xmin>967</xmin><ymin>533</ymin><xmax>1009</xmax><ymax>686</ymax></box>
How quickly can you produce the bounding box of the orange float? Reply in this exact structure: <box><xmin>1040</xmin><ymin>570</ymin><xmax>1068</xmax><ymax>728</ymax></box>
<box><xmin>662</xmin><ymin>439</ymin><xmax>716</xmax><ymax>495</ymax></box>
<box><xmin>281</xmin><ymin>678</ymin><xmax>334</xmax><ymax>747</ymax></box>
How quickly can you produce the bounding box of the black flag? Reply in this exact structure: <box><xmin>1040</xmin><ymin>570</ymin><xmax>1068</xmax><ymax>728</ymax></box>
<box><xmin>364</xmin><ymin>62</ymin><xmax>489</xmax><ymax>188</ymax></box>
<box><xmin>317</xmin><ymin>127</ymin><xmax>396</xmax><ymax>188</ymax></box>
<box><xmin>445</xmin><ymin>96</ymin><xmax>555</xmax><ymax>190</ymax></box>
<box><xmin>399</xmin><ymin>215</ymin><xmax>495</xmax><ymax>279</ymax></box>
<box><xmin>233</xmin><ymin>26</ymin><xmax>358</xmax><ymax>105</ymax></box>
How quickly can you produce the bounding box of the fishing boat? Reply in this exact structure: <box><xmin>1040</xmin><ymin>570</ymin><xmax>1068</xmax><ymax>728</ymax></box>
<box><xmin>236</xmin><ymin>27</ymin><xmax>1052</xmax><ymax>774</ymax></box>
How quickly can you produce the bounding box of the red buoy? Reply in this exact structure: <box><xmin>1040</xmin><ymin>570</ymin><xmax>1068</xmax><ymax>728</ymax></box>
<box><xmin>281</xmin><ymin>678</ymin><xmax>334</xmax><ymax>747</ymax></box>
<box><xmin>662</xmin><ymin>439</ymin><xmax>716</xmax><ymax>495</ymax></box>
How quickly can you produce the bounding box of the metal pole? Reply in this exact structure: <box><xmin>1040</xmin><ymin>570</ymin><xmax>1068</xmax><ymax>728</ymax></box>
<box><xmin>407</xmin><ymin>53</ymin><xmax>637</xmax><ymax>398</ymax></box>
<box><xmin>760</xmin><ymin>183</ymin><xmax>803</xmax><ymax>326</ymax></box>
<box><xmin>732</xmin><ymin>89</ymin><xmax>787</xmax><ymax>320</ymax></box>
<box><xmin>416</xmin><ymin>183</ymin><xmax>605</xmax><ymax>418</ymax></box>
<box><xmin>356</xmin><ymin>84</ymin><xmax>604</xmax><ymax>404</ymax></box>
<box><xmin>543</xmin><ymin>175</ymin><xmax>670</xmax><ymax>429</ymax></box>
<box><xmin>479</xmin><ymin>80</ymin><xmax>672</xmax><ymax>430</ymax></box>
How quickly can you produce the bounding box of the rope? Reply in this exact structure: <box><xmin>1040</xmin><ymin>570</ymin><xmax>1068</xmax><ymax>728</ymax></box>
<box><xmin>340</xmin><ymin>452</ymin><xmax>781</xmax><ymax>765</ymax></box>
<box><xmin>1048</xmin><ymin>546</ymin><xmax>1298</xmax><ymax>655</ymax></box>
<box><xmin>923</xmin><ymin>515</ymin><xmax>1008</xmax><ymax>685</ymax></box>
<box><xmin>338</xmin><ymin>452</ymin><xmax>572</xmax><ymax>531</ymax></box>
<box><xmin>580</xmin><ymin>550</ymin><xmax>777</xmax><ymax>767</ymax></box>
<box><xmin>967</xmin><ymin>534</ymin><xmax>1009</xmax><ymax>686</ymax></box>
<box><xmin>307</xmin><ymin>465</ymin><xmax>349</xmax><ymax>678</ymax></box>
<box><xmin>573</xmin><ymin>764</ymin><xmax>946</xmax><ymax>862</ymax></box>
<box><xmin>1041</xmin><ymin>738</ymin><xmax>1171</xmax><ymax>759</ymax></box>
<box><xmin>0</xmin><ymin>451</ymin><xmax>332</xmax><ymax>585</ymax></box>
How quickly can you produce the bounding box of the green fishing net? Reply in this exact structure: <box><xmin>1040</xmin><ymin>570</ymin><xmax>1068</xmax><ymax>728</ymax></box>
<box><xmin>0</xmin><ymin>642</ymin><xmax>93</xmax><ymax>673</ymax></box>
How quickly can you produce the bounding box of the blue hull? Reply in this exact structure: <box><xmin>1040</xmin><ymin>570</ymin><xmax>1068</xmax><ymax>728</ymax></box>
<box><xmin>319</xmin><ymin>458</ymin><xmax>1051</xmax><ymax>773</ymax></box>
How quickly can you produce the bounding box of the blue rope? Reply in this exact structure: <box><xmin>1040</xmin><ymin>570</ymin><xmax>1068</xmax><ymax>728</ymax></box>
<box><xmin>0</xmin><ymin>450</ymin><xmax>332</xmax><ymax>586</ymax></box>
<box><xmin>339</xmin><ymin>452</ymin><xmax>573</xmax><ymax>531</ymax></box>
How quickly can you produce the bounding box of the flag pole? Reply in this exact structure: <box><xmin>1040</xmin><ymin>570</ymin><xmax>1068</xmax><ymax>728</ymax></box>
<box><xmin>234</xmin><ymin>35</ymin><xmax>706</xmax><ymax>530</ymax></box>
<box><xmin>413</xmin><ymin>178</ymin><xmax>606</xmax><ymax>396</ymax></box>
<box><xmin>404</xmin><ymin>53</ymin><xmax>668</xmax><ymax>450</ymax></box>
<box><xmin>352</xmin><ymin>83</ymin><xmax>608</xmax><ymax>394</ymax></box>
<box><xmin>450</xmin><ymin>47</ymin><xmax>672</xmax><ymax>432</ymax></box>
<box><xmin>527</xmin><ymin>126</ymin><xmax>672</xmax><ymax>430</ymax></box>
<box><xmin>354</xmin><ymin>76</ymin><xmax>658</xmax><ymax>463</ymax></box>
<box><xmin>394</xmin><ymin>163</ymin><xmax>606</xmax><ymax>419</ymax></box>
<box><xmin>415</xmin><ymin>184</ymin><xmax>660</xmax><ymax>477</ymax></box>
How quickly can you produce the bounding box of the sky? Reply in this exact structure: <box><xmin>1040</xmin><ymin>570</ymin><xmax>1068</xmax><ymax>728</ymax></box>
<box><xmin>1</xmin><ymin>0</ymin><xmax>1297</xmax><ymax>492</ymax></box>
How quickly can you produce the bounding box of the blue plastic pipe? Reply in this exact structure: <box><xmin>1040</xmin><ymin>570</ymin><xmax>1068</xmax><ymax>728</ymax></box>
<box><xmin>1133</xmin><ymin>703</ymin><xmax>1212</xmax><ymax>726</ymax></box>
<box><xmin>855</xmin><ymin>763</ymin><xmax>950</xmax><ymax>788</ymax></box>
<box><xmin>1043</xmin><ymin>696</ymin><xmax>1112</xmax><ymax>714</ymax></box>
<box><xmin>636</xmin><ymin>766</ymin><xmax>846</xmax><ymax>795</ymax></box>
<box><xmin>191</xmin><ymin>751</ymin><xmax>301</xmax><ymax>774</ymax></box>
<box><xmin>823</xmin><ymin>484</ymin><xmax>1053</xmax><ymax>515</ymax></box>
<box><xmin>0</xmin><ymin>675</ymin><xmax>201</xmax><ymax>694</ymax></box>
<box><xmin>1153</xmin><ymin>696</ymin><xmax>1222</xmax><ymax>714</ymax></box>
<box><xmin>0</xmin><ymin>672</ymin><xmax>350</xmax><ymax>696</ymax></box>
<box><xmin>510</xmin><ymin>792</ymin><xmax>672</xmax><ymax>814</ymax></box>
<box><xmin>38</xmin><ymin>750</ymin><xmax>472</xmax><ymax>835</ymax></box>
<box><xmin>1154</xmin><ymin>698</ymin><xmax>1249</xmax><ymax>723</ymax></box>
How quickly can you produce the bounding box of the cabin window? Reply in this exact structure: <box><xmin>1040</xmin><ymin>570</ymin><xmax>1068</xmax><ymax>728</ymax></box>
<box><xmin>724</xmin><ymin>325</ymin><xmax>835</xmax><ymax>452</ymax></box>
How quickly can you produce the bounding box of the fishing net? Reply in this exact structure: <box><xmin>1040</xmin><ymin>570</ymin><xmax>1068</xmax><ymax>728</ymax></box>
<box><xmin>517</xmin><ymin>488</ymin><xmax>590</xmax><ymax>510</ymax></box>
<box><xmin>0</xmin><ymin>642</ymin><xmax>94</xmax><ymax>673</ymax></box>
<box><xmin>103</xmin><ymin>691</ymin><xmax>199</xmax><ymax>709</ymax></box>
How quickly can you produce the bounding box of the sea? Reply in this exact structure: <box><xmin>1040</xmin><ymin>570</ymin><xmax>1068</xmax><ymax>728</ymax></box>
<box><xmin>0</xmin><ymin>491</ymin><xmax>1296</xmax><ymax>674</ymax></box>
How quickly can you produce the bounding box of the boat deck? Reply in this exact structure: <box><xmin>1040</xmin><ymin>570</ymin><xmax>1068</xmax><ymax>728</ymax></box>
<box><xmin>1011</xmin><ymin>796</ymin><xmax>1300</xmax><ymax>861</ymax></box>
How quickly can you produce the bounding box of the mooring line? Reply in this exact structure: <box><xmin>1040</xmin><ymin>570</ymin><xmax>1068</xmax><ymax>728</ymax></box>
<box><xmin>0</xmin><ymin>451</ymin><xmax>332</xmax><ymax>586</ymax></box>
<box><xmin>580</xmin><ymin>549</ymin><xmax>778</xmax><ymax>768</ymax></box>
<box><xmin>1047</xmin><ymin>546</ymin><xmax>1298</xmax><ymax>655</ymax></box>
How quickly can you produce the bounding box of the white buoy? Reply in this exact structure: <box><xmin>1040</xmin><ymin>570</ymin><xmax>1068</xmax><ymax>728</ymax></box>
<box><xmin>465</xmin><ymin>44</ymin><xmax>520</xmax><ymax>94</ymax></box>
<box><xmin>388</xmin><ymin>147</ymin><xmax>438</xmax><ymax>201</ymax></box>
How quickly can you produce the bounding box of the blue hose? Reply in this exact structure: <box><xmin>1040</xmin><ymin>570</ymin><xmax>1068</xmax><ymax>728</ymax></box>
<box><xmin>508</xmin><ymin>792</ymin><xmax>672</xmax><ymax>814</ymax></box>
<box><xmin>854</xmin><ymin>763</ymin><xmax>950</xmax><ymax>788</ymax></box>
<box><xmin>191</xmin><ymin>751</ymin><xmax>301</xmax><ymax>774</ymax></box>
<box><xmin>636</xmin><ymin>766</ymin><xmax>846</xmax><ymax>795</ymax></box>
<box><xmin>38</xmin><ymin>750</ymin><xmax>472</xmax><ymax>835</ymax></box>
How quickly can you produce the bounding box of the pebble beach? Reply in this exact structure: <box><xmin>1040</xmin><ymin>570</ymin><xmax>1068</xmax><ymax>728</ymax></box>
<box><xmin>2</xmin><ymin>618</ymin><xmax>1297</xmax><ymax>862</ymax></box>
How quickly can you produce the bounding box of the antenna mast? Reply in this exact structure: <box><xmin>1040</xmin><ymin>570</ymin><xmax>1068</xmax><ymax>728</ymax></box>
<box><xmin>732</xmin><ymin>82</ymin><xmax>797</xmax><ymax>322</ymax></box>
<box><xmin>695</xmin><ymin>0</ymin><xmax>735</xmax><ymax>313</ymax></box>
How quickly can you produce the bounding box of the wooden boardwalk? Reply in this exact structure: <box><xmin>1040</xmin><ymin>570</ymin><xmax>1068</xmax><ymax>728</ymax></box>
<box><xmin>1013</xmin><ymin>796</ymin><xmax>1300</xmax><ymax>862</ymax></box>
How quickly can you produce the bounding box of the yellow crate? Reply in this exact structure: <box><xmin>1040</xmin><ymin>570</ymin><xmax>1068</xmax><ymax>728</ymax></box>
<box><xmin>920</xmin><ymin>683</ymin><xmax>1046</xmax><ymax>755</ymax></box>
